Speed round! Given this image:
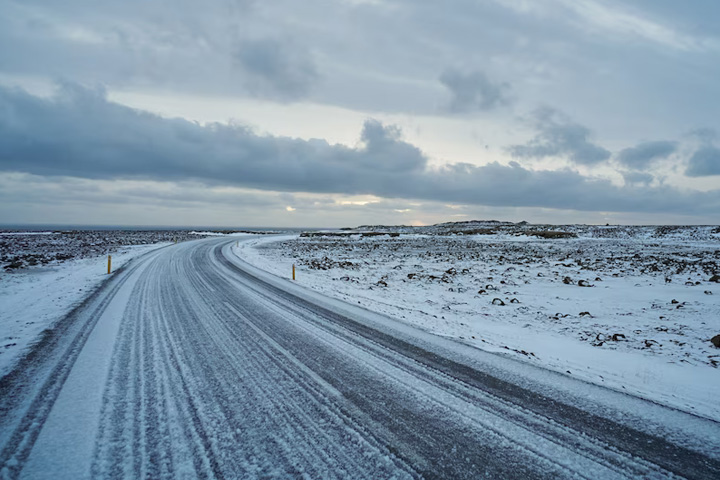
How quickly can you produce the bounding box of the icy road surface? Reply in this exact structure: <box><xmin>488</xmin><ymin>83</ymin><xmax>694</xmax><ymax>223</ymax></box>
<box><xmin>1</xmin><ymin>237</ymin><xmax>719</xmax><ymax>479</ymax></box>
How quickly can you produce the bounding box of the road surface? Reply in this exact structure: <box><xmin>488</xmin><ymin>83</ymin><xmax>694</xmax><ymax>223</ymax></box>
<box><xmin>1</xmin><ymin>237</ymin><xmax>718</xmax><ymax>479</ymax></box>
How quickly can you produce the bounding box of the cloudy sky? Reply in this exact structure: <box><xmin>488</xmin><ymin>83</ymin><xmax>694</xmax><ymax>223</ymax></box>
<box><xmin>1</xmin><ymin>0</ymin><xmax>719</xmax><ymax>227</ymax></box>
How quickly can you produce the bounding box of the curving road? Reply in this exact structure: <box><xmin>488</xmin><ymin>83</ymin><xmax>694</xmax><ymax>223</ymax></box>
<box><xmin>1</xmin><ymin>237</ymin><xmax>719</xmax><ymax>479</ymax></box>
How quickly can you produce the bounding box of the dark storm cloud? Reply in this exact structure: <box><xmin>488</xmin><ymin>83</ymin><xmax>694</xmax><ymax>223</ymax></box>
<box><xmin>439</xmin><ymin>69</ymin><xmax>510</xmax><ymax>112</ymax></box>
<box><xmin>357</xmin><ymin>120</ymin><xmax>426</xmax><ymax>172</ymax></box>
<box><xmin>405</xmin><ymin>161</ymin><xmax>711</xmax><ymax>215</ymax></box>
<box><xmin>0</xmin><ymin>83</ymin><xmax>425</xmax><ymax>191</ymax></box>
<box><xmin>507</xmin><ymin>108</ymin><xmax>611</xmax><ymax>166</ymax></box>
<box><xmin>1</xmin><ymin>85</ymin><xmax>719</xmax><ymax>215</ymax></box>
<box><xmin>0</xmin><ymin>175</ymin><xmax>283</xmax><ymax>210</ymax></box>
<box><xmin>616</xmin><ymin>141</ymin><xmax>677</xmax><ymax>170</ymax></box>
<box><xmin>685</xmin><ymin>146</ymin><xmax>720</xmax><ymax>177</ymax></box>
<box><xmin>235</xmin><ymin>38</ymin><xmax>319</xmax><ymax>101</ymax></box>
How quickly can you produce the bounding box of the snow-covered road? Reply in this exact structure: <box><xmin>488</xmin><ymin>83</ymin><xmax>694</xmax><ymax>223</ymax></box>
<box><xmin>1</xmin><ymin>237</ymin><xmax>718</xmax><ymax>479</ymax></box>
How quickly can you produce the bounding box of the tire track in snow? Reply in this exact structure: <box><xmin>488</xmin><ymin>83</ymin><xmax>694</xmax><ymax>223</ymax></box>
<box><xmin>91</xmin><ymin>240</ymin><xmax>418</xmax><ymax>479</ymax></box>
<box><xmin>0</xmin><ymin>252</ymin><xmax>160</xmax><ymax>480</ymax></box>
<box><xmin>92</xmin><ymin>259</ymin><xmax>179</xmax><ymax>479</ymax></box>
<box><xmin>210</xmin><ymin>258</ymin><xmax>612</xmax><ymax>478</ymax></box>
<box><xmin>224</xmin><ymin>279</ymin><xmax>662</xmax><ymax>478</ymax></box>
<box><xmin>4</xmin><ymin>237</ymin><xmax>719</xmax><ymax>478</ymax></box>
<box><xmin>233</xmin><ymin>293</ymin><xmax>646</xmax><ymax>478</ymax></box>
<box><xmin>177</xmin><ymin>247</ymin><xmax>417</xmax><ymax>478</ymax></box>
<box><xmin>214</xmin><ymin>239</ymin><xmax>720</xmax><ymax>479</ymax></box>
<box><xmin>93</xmin><ymin>256</ymin><xmax>226</xmax><ymax>479</ymax></box>
<box><xmin>205</xmin><ymin>243</ymin><xmax>612</xmax><ymax>478</ymax></box>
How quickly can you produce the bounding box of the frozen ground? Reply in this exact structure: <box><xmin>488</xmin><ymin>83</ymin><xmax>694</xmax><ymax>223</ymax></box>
<box><xmin>235</xmin><ymin>223</ymin><xmax>720</xmax><ymax>421</ymax></box>
<box><xmin>7</xmin><ymin>236</ymin><xmax>718</xmax><ymax>478</ymax></box>
<box><xmin>0</xmin><ymin>230</ymin><xmax>206</xmax><ymax>377</ymax></box>
<box><xmin>0</xmin><ymin>229</ymin><xmax>211</xmax><ymax>271</ymax></box>
<box><xmin>0</xmin><ymin>228</ymin><xmax>291</xmax><ymax>378</ymax></box>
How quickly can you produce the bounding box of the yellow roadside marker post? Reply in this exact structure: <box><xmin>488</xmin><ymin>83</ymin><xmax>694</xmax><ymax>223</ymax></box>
<box><xmin>292</xmin><ymin>264</ymin><xmax>296</xmax><ymax>281</ymax></box>
<box><xmin>107</xmin><ymin>255</ymin><xmax>112</xmax><ymax>274</ymax></box>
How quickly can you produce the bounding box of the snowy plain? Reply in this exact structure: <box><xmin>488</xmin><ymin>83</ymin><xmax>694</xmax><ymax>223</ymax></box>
<box><xmin>0</xmin><ymin>229</ymin><xmax>280</xmax><ymax>378</ymax></box>
<box><xmin>0</xmin><ymin>242</ymin><xmax>174</xmax><ymax>377</ymax></box>
<box><xmin>0</xmin><ymin>230</ymin><xmax>202</xmax><ymax>377</ymax></box>
<box><xmin>2</xmin><ymin>225</ymin><xmax>718</xmax><ymax>423</ymax></box>
<box><xmin>1</xmin><ymin>226</ymin><xmax>719</xmax><ymax>478</ymax></box>
<box><xmin>235</xmin><ymin>225</ymin><xmax>720</xmax><ymax>422</ymax></box>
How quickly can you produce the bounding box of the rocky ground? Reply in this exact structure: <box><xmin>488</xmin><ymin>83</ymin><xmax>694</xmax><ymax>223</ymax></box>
<box><xmin>0</xmin><ymin>230</ymin><xmax>213</xmax><ymax>271</ymax></box>
<box><xmin>0</xmin><ymin>227</ymin><xmax>286</xmax><ymax>271</ymax></box>
<box><xmin>247</xmin><ymin>222</ymin><xmax>720</xmax><ymax>368</ymax></box>
<box><xmin>0</xmin><ymin>228</ymin><xmax>279</xmax><ymax>375</ymax></box>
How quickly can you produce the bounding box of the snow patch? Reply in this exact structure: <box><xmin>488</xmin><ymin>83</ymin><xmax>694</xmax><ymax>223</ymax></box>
<box><xmin>234</xmin><ymin>232</ymin><xmax>720</xmax><ymax>422</ymax></box>
<box><xmin>0</xmin><ymin>243</ymin><xmax>168</xmax><ymax>377</ymax></box>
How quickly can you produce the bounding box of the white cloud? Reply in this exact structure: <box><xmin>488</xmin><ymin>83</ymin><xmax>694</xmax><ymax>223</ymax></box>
<box><xmin>553</xmin><ymin>0</ymin><xmax>711</xmax><ymax>51</ymax></box>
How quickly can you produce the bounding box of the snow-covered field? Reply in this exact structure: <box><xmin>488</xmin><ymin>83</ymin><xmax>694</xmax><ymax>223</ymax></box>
<box><xmin>235</xmin><ymin>223</ymin><xmax>720</xmax><ymax>421</ymax></box>
<box><xmin>3</xmin><ymin>224</ymin><xmax>719</xmax><ymax>422</ymax></box>
<box><xmin>0</xmin><ymin>230</ymin><xmax>209</xmax><ymax>377</ymax></box>
<box><xmin>0</xmin><ymin>229</ymin><xmax>212</xmax><ymax>271</ymax></box>
<box><xmin>0</xmin><ymin>229</ymin><xmax>287</xmax><ymax>378</ymax></box>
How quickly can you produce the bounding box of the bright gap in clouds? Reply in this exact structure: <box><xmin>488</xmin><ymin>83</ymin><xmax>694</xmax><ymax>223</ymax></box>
<box><xmin>1</xmin><ymin>172</ymin><xmax>715</xmax><ymax>229</ymax></box>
